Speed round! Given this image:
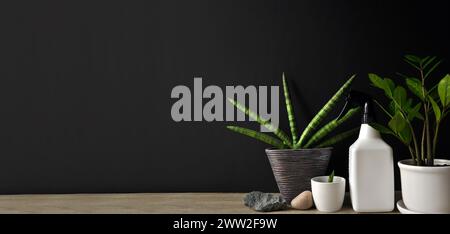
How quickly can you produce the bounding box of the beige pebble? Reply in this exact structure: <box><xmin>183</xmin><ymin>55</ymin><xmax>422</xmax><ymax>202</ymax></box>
<box><xmin>290</xmin><ymin>191</ymin><xmax>313</xmax><ymax>210</ymax></box>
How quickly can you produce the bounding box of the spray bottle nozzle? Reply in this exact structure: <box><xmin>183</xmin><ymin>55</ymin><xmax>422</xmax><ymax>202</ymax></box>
<box><xmin>337</xmin><ymin>90</ymin><xmax>375</xmax><ymax>124</ymax></box>
<box><xmin>362</xmin><ymin>102</ymin><xmax>374</xmax><ymax>124</ymax></box>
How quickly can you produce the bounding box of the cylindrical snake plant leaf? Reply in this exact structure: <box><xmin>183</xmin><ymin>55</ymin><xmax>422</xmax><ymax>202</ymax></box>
<box><xmin>303</xmin><ymin>107</ymin><xmax>361</xmax><ymax>148</ymax></box>
<box><xmin>226</xmin><ymin>126</ymin><xmax>286</xmax><ymax>149</ymax></box>
<box><xmin>282</xmin><ymin>73</ymin><xmax>298</xmax><ymax>144</ymax></box>
<box><xmin>315</xmin><ymin>128</ymin><xmax>359</xmax><ymax>148</ymax></box>
<box><xmin>228</xmin><ymin>98</ymin><xmax>293</xmax><ymax>148</ymax></box>
<box><xmin>295</xmin><ymin>75</ymin><xmax>356</xmax><ymax>148</ymax></box>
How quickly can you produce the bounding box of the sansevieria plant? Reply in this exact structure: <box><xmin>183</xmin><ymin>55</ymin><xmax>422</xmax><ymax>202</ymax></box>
<box><xmin>226</xmin><ymin>73</ymin><xmax>360</xmax><ymax>149</ymax></box>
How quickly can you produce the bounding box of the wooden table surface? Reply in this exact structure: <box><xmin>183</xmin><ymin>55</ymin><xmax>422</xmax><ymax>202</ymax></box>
<box><xmin>0</xmin><ymin>192</ymin><xmax>400</xmax><ymax>214</ymax></box>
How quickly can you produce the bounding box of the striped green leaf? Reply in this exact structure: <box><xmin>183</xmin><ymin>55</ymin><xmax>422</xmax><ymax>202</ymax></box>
<box><xmin>226</xmin><ymin>126</ymin><xmax>286</xmax><ymax>149</ymax></box>
<box><xmin>315</xmin><ymin>128</ymin><xmax>359</xmax><ymax>148</ymax></box>
<box><xmin>228</xmin><ymin>98</ymin><xmax>293</xmax><ymax>148</ymax></box>
<box><xmin>282</xmin><ymin>73</ymin><xmax>298</xmax><ymax>144</ymax></box>
<box><xmin>295</xmin><ymin>75</ymin><xmax>356</xmax><ymax>148</ymax></box>
<box><xmin>303</xmin><ymin>107</ymin><xmax>360</xmax><ymax>148</ymax></box>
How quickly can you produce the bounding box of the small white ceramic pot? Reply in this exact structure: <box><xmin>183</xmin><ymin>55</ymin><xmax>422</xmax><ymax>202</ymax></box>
<box><xmin>398</xmin><ymin>159</ymin><xmax>450</xmax><ymax>214</ymax></box>
<box><xmin>311</xmin><ymin>176</ymin><xmax>346</xmax><ymax>212</ymax></box>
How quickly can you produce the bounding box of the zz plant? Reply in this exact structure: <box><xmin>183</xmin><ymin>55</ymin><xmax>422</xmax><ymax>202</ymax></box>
<box><xmin>369</xmin><ymin>55</ymin><xmax>450</xmax><ymax>166</ymax></box>
<box><xmin>226</xmin><ymin>73</ymin><xmax>360</xmax><ymax>149</ymax></box>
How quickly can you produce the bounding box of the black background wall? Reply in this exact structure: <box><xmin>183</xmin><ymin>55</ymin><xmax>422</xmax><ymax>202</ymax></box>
<box><xmin>0</xmin><ymin>0</ymin><xmax>448</xmax><ymax>194</ymax></box>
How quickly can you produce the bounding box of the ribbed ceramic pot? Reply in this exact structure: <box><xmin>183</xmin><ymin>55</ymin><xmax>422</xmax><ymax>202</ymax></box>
<box><xmin>265</xmin><ymin>148</ymin><xmax>332</xmax><ymax>203</ymax></box>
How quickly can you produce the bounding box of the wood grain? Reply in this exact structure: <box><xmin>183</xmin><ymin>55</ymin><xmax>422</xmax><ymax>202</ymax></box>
<box><xmin>0</xmin><ymin>193</ymin><xmax>400</xmax><ymax>214</ymax></box>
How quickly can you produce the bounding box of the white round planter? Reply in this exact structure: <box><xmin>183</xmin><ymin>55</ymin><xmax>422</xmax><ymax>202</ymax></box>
<box><xmin>311</xmin><ymin>176</ymin><xmax>345</xmax><ymax>212</ymax></box>
<box><xmin>398</xmin><ymin>159</ymin><xmax>450</xmax><ymax>214</ymax></box>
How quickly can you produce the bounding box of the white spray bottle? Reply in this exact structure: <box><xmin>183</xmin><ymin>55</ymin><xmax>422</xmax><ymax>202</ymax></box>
<box><xmin>341</xmin><ymin>91</ymin><xmax>395</xmax><ymax>212</ymax></box>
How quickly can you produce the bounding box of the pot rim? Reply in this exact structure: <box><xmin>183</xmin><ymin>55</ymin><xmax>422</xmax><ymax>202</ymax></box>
<box><xmin>266</xmin><ymin>147</ymin><xmax>333</xmax><ymax>152</ymax></box>
<box><xmin>311</xmin><ymin>176</ymin><xmax>345</xmax><ymax>184</ymax></box>
<box><xmin>398</xmin><ymin>159</ymin><xmax>450</xmax><ymax>172</ymax></box>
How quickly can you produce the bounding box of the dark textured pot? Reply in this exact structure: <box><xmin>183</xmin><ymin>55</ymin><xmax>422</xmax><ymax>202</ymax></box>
<box><xmin>266</xmin><ymin>147</ymin><xmax>332</xmax><ymax>203</ymax></box>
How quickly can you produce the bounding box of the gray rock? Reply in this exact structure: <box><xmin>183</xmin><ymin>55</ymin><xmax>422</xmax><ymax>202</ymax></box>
<box><xmin>243</xmin><ymin>191</ymin><xmax>288</xmax><ymax>212</ymax></box>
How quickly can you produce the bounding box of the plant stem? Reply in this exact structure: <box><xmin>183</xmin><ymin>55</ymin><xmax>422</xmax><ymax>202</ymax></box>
<box><xmin>408</xmin><ymin>146</ymin><xmax>415</xmax><ymax>161</ymax></box>
<box><xmin>389</xmin><ymin>97</ymin><xmax>420</xmax><ymax>164</ymax></box>
<box><xmin>423</xmin><ymin>103</ymin><xmax>432</xmax><ymax>165</ymax></box>
<box><xmin>407</xmin><ymin>120</ymin><xmax>421</xmax><ymax>165</ymax></box>
<box><xmin>419</xmin><ymin>67</ymin><xmax>433</xmax><ymax>166</ymax></box>
<box><xmin>393</xmin><ymin>100</ymin><xmax>420</xmax><ymax>164</ymax></box>
<box><xmin>432</xmin><ymin>120</ymin><xmax>440</xmax><ymax>157</ymax></box>
<box><xmin>421</xmin><ymin>121</ymin><xmax>425</xmax><ymax>162</ymax></box>
<box><xmin>426</xmin><ymin>112</ymin><xmax>432</xmax><ymax>165</ymax></box>
<box><xmin>420</xmin><ymin>68</ymin><xmax>426</xmax><ymax>163</ymax></box>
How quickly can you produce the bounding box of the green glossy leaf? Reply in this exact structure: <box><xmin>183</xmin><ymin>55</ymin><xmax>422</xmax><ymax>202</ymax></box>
<box><xmin>403</xmin><ymin>58</ymin><xmax>420</xmax><ymax>70</ymax></box>
<box><xmin>429</xmin><ymin>96</ymin><xmax>441</xmax><ymax>122</ymax></box>
<box><xmin>438</xmin><ymin>74</ymin><xmax>450</xmax><ymax>107</ymax></box>
<box><xmin>420</xmin><ymin>56</ymin><xmax>430</xmax><ymax>63</ymax></box>
<box><xmin>388</xmin><ymin>112</ymin><xmax>411</xmax><ymax>145</ymax></box>
<box><xmin>405</xmin><ymin>55</ymin><xmax>421</xmax><ymax>63</ymax></box>
<box><xmin>388</xmin><ymin>112</ymin><xmax>407</xmax><ymax>134</ymax></box>
<box><xmin>422</xmin><ymin>56</ymin><xmax>437</xmax><ymax>70</ymax></box>
<box><xmin>369</xmin><ymin>73</ymin><xmax>386</xmax><ymax>90</ymax></box>
<box><xmin>384</xmin><ymin>78</ymin><xmax>395</xmax><ymax>94</ymax></box>
<box><xmin>407</xmin><ymin>103</ymin><xmax>423</xmax><ymax>121</ymax></box>
<box><xmin>406</xmin><ymin>98</ymin><xmax>413</xmax><ymax>109</ymax></box>
<box><xmin>371</xmin><ymin>123</ymin><xmax>412</xmax><ymax>146</ymax></box>
<box><xmin>398</xmin><ymin>125</ymin><xmax>412</xmax><ymax>145</ymax></box>
<box><xmin>369</xmin><ymin>74</ymin><xmax>394</xmax><ymax>97</ymax></box>
<box><xmin>393</xmin><ymin>86</ymin><xmax>407</xmax><ymax>108</ymax></box>
<box><xmin>388</xmin><ymin>101</ymin><xmax>396</xmax><ymax>115</ymax></box>
<box><xmin>370</xmin><ymin>122</ymin><xmax>395</xmax><ymax>135</ymax></box>
<box><xmin>429</xmin><ymin>89</ymin><xmax>440</xmax><ymax>104</ymax></box>
<box><xmin>406</xmin><ymin>78</ymin><xmax>425</xmax><ymax>100</ymax></box>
